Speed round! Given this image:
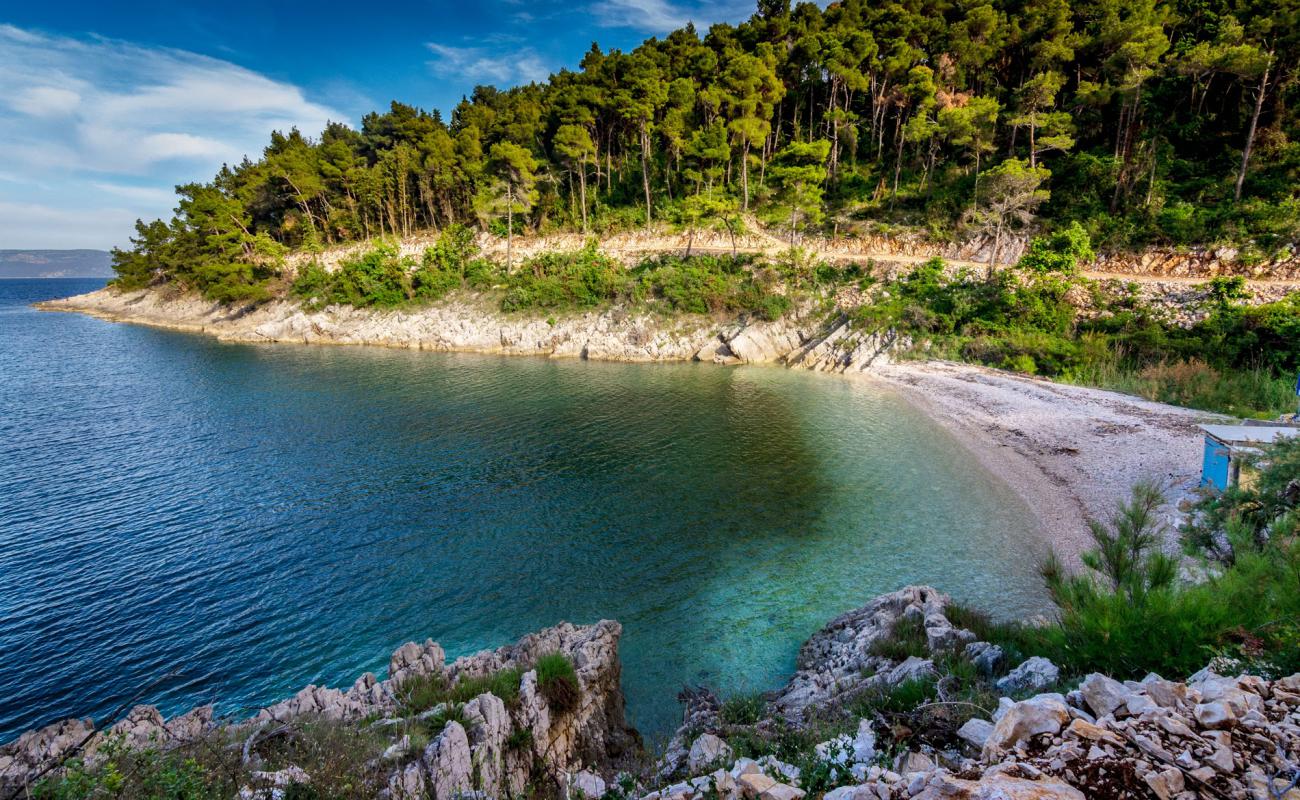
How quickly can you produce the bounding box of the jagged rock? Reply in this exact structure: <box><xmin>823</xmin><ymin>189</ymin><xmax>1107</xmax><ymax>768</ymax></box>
<box><xmin>249</xmin><ymin>766</ymin><xmax>311</xmax><ymax>788</ymax></box>
<box><xmin>1078</xmin><ymin>673</ymin><xmax>1129</xmax><ymax>717</ymax></box>
<box><xmin>958</xmin><ymin>718</ymin><xmax>994</xmax><ymax>749</ymax></box>
<box><xmin>388</xmin><ymin>639</ymin><xmax>446</xmax><ymax>686</ymax></box>
<box><xmin>106</xmin><ymin>705</ymin><xmax>167</xmax><ymax>749</ymax></box>
<box><xmin>1140</xmin><ymin>676</ymin><xmax>1187</xmax><ymax>710</ymax></box>
<box><xmin>772</xmin><ymin>586</ymin><xmax>952</xmax><ymax>718</ymax></box>
<box><xmin>996</xmin><ymin>658</ymin><xmax>1060</xmax><ymax>695</ymax></box>
<box><xmin>1193</xmin><ymin>701</ymin><xmax>1236</xmax><ymax>729</ymax></box>
<box><xmin>0</xmin><ymin>716</ymin><xmax>96</xmax><ymax>794</ymax></box>
<box><xmin>761</xmin><ymin>783</ymin><xmax>806</xmax><ymax>800</ymax></box>
<box><xmin>965</xmin><ymin>642</ymin><xmax>1004</xmax><ymax>676</ymax></box>
<box><xmin>738</xmin><ymin>772</ymin><xmax>778</xmax><ymax>797</ymax></box>
<box><xmin>424</xmin><ymin>721</ymin><xmax>472</xmax><ymax>800</ymax></box>
<box><xmin>1144</xmin><ymin>767</ymin><xmax>1184</xmax><ymax>800</ymax></box>
<box><xmin>885</xmin><ymin>656</ymin><xmax>938</xmax><ymax>686</ymax></box>
<box><xmin>724</xmin><ymin>322</ymin><xmax>803</xmax><ymax>364</ymax></box>
<box><xmin>1062</xmin><ymin>718</ymin><xmax>1121</xmax><ymax>746</ymax></box>
<box><xmin>688</xmin><ymin>733</ymin><xmax>732</xmax><ymax>773</ymax></box>
<box><xmin>982</xmin><ymin>695</ymin><xmax>1070</xmax><ymax>758</ymax></box>
<box><xmin>386</xmin><ymin>762</ymin><xmax>426</xmax><ymax>800</ymax></box>
<box><xmin>757</xmin><ymin>755</ymin><xmax>802</xmax><ymax>784</ymax></box>
<box><xmin>463</xmin><ymin>692</ymin><xmax>511</xmax><ymax>797</ymax></box>
<box><xmin>569</xmin><ymin>769</ymin><xmax>607</xmax><ymax>800</ymax></box>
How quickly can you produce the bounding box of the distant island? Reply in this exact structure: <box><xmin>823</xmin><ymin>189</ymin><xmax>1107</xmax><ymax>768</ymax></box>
<box><xmin>0</xmin><ymin>250</ymin><xmax>113</xmax><ymax>279</ymax></box>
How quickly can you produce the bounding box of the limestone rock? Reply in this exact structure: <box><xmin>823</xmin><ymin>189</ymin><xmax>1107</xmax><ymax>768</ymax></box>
<box><xmin>982</xmin><ymin>695</ymin><xmax>1070</xmax><ymax>758</ymax></box>
<box><xmin>570</xmin><ymin>769</ymin><xmax>607</xmax><ymax>800</ymax></box>
<box><xmin>1078</xmin><ymin>673</ymin><xmax>1129</xmax><ymax>717</ymax></box>
<box><xmin>996</xmin><ymin>658</ymin><xmax>1060</xmax><ymax>695</ymax></box>
<box><xmin>957</xmin><ymin>718</ymin><xmax>994</xmax><ymax>749</ymax></box>
<box><xmin>688</xmin><ymin>733</ymin><xmax>732</xmax><ymax>773</ymax></box>
<box><xmin>424</xmin><ymin>721</ymin><xmax>472</xmax><ymax>800</ymax></box>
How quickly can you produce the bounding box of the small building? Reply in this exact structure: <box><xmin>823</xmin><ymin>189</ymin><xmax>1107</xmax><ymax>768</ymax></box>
<box><xmin>1199</xmin><ymin>424</ymin><xmax>1299</xmax><ymax>491</ymax></box>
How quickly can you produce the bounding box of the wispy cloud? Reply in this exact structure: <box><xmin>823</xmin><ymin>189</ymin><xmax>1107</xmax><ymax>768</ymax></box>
<box><xmin>589</xmin><ymin>0</ymin><xmax>754</xmax><ymax>31</ymax></box>
<box><xmin>425</xmin><ymin>42</ymin><xmax>553</xmax><ymax>86</ymax></box>
<box><xmin>0</xmin><ymin>24</ymin><xmax>345</xmax><ymax>248</ymax></box>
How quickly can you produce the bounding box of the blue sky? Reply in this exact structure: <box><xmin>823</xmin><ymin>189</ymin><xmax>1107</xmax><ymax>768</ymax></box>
<box><xmin>0</xmin><ymin>0</ymin><xmax>757</xmax><ymax>249</ymax></box>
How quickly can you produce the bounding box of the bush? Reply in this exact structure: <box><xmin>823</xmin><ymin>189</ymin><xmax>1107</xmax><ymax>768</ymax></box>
<box><xmin>719</xmin><ymin>692</ymin><xmax>767</xmax><ymax>725</ymax></box>
<box><xmin>291</xmin><ymin>242</ymin><xmax>413</xmax><ymax>308</ymax></box>
<box><xmin>501</xmin><ymin>242</ymin><xmax>628</xmax><ymax>312</ymax></box>
<box><xmin>535</xmin><ymin>653</ymin><xmax>580</xmax><ymax>714</ymax></box>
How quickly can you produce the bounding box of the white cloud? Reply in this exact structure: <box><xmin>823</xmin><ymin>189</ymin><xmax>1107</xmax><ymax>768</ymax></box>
<box><xmin>425</xmin><ymin>42</ymin><xmax>552</xmax><ymax>87</ymax></box>
<box><xmin>0</xmin><ymin>24</ymin><xmax>346</xmax><ymax>248</ymax></box>
<box><xmin>589</xmin><ymin>0</ymin><xmax>755</xmax><ymax>31</ymax></box>
<box><xmin>12</xmin><ymin>86</ymin><xmax>81</xmax><ymax>117</ymax></box>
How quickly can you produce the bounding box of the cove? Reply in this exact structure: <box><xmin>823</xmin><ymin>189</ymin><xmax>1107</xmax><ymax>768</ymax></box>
<box><xmin>0</xmin><ymin>279</ymin><xmax>1048</xmax><ymax>741</ymax></box>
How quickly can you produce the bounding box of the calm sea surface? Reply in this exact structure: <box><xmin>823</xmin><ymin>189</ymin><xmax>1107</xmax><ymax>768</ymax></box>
<box><xmin>0</xmin><ymin>278</ymin><xmax>1048</xmax><ymax>740</ymax></box>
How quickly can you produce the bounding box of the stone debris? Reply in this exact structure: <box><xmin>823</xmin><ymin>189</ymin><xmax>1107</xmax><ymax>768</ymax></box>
<box><xmin>642</xmin><ymin>667</ymin><xmax>1300</xmax><ymax>800</ymax></box>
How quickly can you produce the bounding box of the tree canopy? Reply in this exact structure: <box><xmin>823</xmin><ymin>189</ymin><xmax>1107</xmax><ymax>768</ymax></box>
<box><xmin>113</xmin><ymin>0</ymin><xmax>1300</xmax><ymax>298</ymax></box>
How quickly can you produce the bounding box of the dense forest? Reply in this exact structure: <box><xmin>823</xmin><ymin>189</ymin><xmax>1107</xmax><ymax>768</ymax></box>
<box><xmin>112</xmin><ymin>0</ymin><xmax>1300</xmax><ymax>299</ymax></box>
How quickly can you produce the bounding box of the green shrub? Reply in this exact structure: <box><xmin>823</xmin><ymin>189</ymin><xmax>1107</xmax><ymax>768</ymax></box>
<box><xmin>719</xmin><ymin>692</ymin><xmax>767</xmax><ymax>725</ymax></box>
<box><xmin>535</xmin><ymin>653</ymin><xmax>580</xmax><ymax>714</ymax></box>
<box><xmin>501</xmin><ymin>242</ymin><xmax>628</xmax><ymax>312</ymax></box>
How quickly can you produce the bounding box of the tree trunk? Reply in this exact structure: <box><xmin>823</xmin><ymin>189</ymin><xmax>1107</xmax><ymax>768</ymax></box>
<box><xmin>578</xmin><ymin>166</ymin><xmax>588</xmax><ymax>233</ymax></box>
<box><xmin>506</xmin><ymin>182</ymin><xmax>513</xmax><ymax>273</ymax></box>
<box><xmin>741</xmin><ymin>139</ymin><xmax>751</xmax><ymax>211</ymax></box>
<box><xmin>641</xmin><ymin>122</ymin><xmax>653</xmax><ymax>226</ymax></box>
<box><xmin>1235</xmin><ymin>56</ymin><xmax>1271</xmax><ymax>202</ymax></box>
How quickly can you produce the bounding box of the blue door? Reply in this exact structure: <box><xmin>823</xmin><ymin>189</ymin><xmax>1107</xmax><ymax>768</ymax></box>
<box><xmin>1202</xmin><ymin>436</ymin><xmax>1231</xmax><ymax>491</ymax></box>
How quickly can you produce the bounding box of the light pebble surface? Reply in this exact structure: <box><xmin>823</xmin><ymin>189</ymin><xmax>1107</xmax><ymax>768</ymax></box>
<box><xmin>865</xmin><ymin>360</ymin><xmax>1223</xmax><ymax>561</ymax></box>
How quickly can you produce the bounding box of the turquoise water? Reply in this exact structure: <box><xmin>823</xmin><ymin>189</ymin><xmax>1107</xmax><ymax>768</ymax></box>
<box><xmin>0</xmin><ymin>279</ymin><xmax>1049</xmax><ymax>741</ymax></box>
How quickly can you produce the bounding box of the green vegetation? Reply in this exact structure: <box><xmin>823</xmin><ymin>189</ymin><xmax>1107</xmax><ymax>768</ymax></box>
<box><xmin>718</xmin><ymin>692</ymin><xmax>767</xmax><ymax>726</ymax></box>
<box><xmin>111</xmin><ymin>0</ymin><xmax>1300</xmax><ymax>299</ymax></box>
<box><xmin>535</xmin><ymin>653</ymin><xmax>580</xmax><ymax>715</ymax></box>
<box><xmin>292</xmin><ymin>225</ymin><xmax>496</xmax><ymax>310</ymax></box>
<box><xmin>32</xmin><ymin>721</ymin><xmax>393</xmax><ymax>800</ymax></box>
<box><xmin>852</xmin><ymin>232</ymin><xmax>1300</xmax><ymax>417</ymax></box>
<box><xmin>866</xmin><ymin>615</ymin><xmax>930</xmax><ymax>662</ymax></box>
<box><xmin>394</xmin><ymin>665</ymin><xmax>525</xmax><ymax>716</ymax></box>
<box><xmin>980</xmin><ymin>445</ymin><xmax>1300</xmax><ymax>680</ymax></box>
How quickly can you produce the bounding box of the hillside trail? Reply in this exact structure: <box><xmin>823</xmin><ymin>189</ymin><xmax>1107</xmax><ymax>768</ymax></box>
<box><xmin>592</xmin><ymin>235</ymin><xmax>1300</xmax><ymax>289</ymax></box>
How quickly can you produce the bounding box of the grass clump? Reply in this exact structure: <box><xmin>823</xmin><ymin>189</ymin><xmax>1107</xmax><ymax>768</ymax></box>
<box><xmin>394</xmin><ymin>665</ymin><xmax>525</xmax><ymax>716</ymax></box>
<box><xmin>535</xmin><ymin>652</ymin><xmax>581</xmax><ymax>715</ymax></box>
<box><xmin>719</xmin><ymin>692</ymin><xmax>767</xmax><ymax>726</ymax></box>
<box><xmin>868</xmin><ymin>614</ymin><xmax>930</xmax><ymax>661</ymax></box>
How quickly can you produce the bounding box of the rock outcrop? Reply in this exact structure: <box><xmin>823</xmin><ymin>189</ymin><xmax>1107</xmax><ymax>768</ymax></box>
<box><xmin>0</xmin><ymin>621</ymin><xmax>637</xmax><ymax>799</ymax></box>
<box><xmin>772</xmin><ymin>586</ymin><xmax>969</xmax><ymax>719</ymax></box>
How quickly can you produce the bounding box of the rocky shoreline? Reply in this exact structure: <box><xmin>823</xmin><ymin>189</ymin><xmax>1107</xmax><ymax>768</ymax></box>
<box><xmin>4</xmin><ymin>586</ymin><xmax>1295</xmax><ymax>799</ymax></box>
<box><xmin>36</xmin><ymin>287</ymin><xmax>898</xmax><ymax>372</ymax></box>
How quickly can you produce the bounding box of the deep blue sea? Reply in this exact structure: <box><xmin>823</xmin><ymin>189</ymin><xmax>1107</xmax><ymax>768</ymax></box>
<box><xmin>0</xmin><ymin>278</ymin><xmax>1049</xmax><ymax>741</ymax></box>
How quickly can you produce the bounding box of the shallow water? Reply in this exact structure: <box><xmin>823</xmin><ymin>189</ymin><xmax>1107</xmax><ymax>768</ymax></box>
<box><xmin>0</xmin><ymin>279</ymin><xmax>1048</xmax><ymax>740</ymax></box>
